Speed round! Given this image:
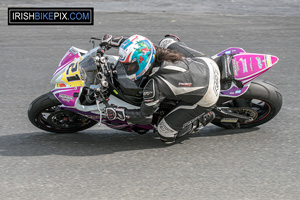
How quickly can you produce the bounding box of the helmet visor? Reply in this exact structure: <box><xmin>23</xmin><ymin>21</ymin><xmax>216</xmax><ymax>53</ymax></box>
<box><xmin>122</xmin><ymin>62</ymin><xmax>139</xmax><ymax>76</ymax></box>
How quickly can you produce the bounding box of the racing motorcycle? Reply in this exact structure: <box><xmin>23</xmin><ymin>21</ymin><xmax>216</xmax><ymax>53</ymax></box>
<box><xmin>28</xmin><ymin>37</ymin><xmax>282</xmax><ymax>136</ymax></box>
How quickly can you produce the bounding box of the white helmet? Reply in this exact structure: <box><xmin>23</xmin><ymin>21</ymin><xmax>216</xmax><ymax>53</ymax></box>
<box><xmin>119</xmin><ymin>35</ymin><xmax>156</xmax><ymax>81</ymax></box>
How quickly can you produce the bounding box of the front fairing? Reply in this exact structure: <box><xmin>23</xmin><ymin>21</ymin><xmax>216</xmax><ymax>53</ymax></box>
<box><xmin>50</xmin><ymin>47</ymin><xmax>100</xmax><ymax>107</ymax></box>
<box><xmin>50</xmin><ymin>46</ymin><xmax>87</xmax><ymax>84</ymax></box>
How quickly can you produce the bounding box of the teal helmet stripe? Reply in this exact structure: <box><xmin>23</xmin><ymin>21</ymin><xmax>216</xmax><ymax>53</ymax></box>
<box><xmin>135</xmin><ymin>40</ymin><xmax>156</xmax><ymax>80</ymax></box>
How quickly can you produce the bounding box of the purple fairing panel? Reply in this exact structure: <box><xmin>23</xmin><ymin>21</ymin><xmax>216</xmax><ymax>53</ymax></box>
<box><xmin>216</xmin><ymin>47</ymin><xmax>246</xmax><ymax>57</ymax></box>
<box><xmin>52</xmin><ymin>87</ymin><xmax>81</xmax><ymax>107</ymax></box>
<box><xmin>53</xmin><ymin>48</ymin><xmax>80</xmax><ymax>77</ymax></box>
<box><xmin>63</xmin><ymin>107</ymin><xmax>154</xmax><ymax>132</ymax></box>
<box><xmin>220</xmin><ymin>84</ymin><xmax>249</xmax><ymax>97</ymax></box>
<box><xmin>214</xmin><ymin>47</ymin><xmax>248</xmax><ymax>97</ymax></box>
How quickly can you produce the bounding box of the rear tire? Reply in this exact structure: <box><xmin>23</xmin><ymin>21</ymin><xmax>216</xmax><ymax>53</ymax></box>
<box><xmin>28</xmin><ymin>92</ymin><xmax>97</xmax><ymax>133</ymax></box>
<box><xmin>212</xmin><ymin>80</ymin><xmax>282</xmax><ymax>128</ymax></box>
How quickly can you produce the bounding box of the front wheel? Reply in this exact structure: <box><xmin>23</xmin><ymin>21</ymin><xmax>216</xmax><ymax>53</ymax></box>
<box><xmin>28</xmin><ymin>92</ymin><xmax>97</xmax><ymax>133</ymax></box>
<box><xmin>212</xmin><ymin>80</ymin><xmax>282</xmax><ymax>128</ymax></box>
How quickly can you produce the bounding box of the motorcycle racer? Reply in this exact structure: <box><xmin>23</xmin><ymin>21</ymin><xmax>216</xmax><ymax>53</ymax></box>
<box><xmin>101</xmin><ymin>34</ymin><xmax>220</xmax><ymax>144</ymax></box>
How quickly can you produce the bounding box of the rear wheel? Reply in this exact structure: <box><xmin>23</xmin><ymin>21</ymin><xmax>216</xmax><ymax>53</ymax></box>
<box><xmin>28</xmin><ymin>92</ymin><xmax>97</xmax><ymax>133</ymax></box>
<box><xmin>212</xmin><ymin>80</ymin><xmax>282</xmax><ymax>128</ymax></box>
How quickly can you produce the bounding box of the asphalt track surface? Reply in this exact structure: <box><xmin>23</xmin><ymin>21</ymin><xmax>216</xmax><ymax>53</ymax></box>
<box><xmin>1</xmin><ymin>1</ymin><xmax>300</xmax><ymax>199</ymax></box>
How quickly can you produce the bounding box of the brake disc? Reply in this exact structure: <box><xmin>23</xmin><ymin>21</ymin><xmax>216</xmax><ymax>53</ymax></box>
<box><xmin>46</xmin><ymin>111</ymin><xmax>70</xmax><ymax>128</ymax></box>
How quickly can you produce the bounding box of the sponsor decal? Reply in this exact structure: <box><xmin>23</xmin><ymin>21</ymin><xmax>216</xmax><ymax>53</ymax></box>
<box><xmin>250</xmin><ymin>58</ymin><xmax>253</xmax><ymax>71</ymax></box>
<box><xmin>239</xmin><ymin>58</ymin><xmax>248</xmax><ymax>73</ymax></box>
<box><xmin>232</xmin><ymin>59</ymin><xmax>239</xmax><ymax>76</ymax></box>
<box><xmin>256</xmin><ymin>57</ymin><xmax>263</xmax><ymax>69</ymax></box>
<box><xmin>212</xmin><ymin>67</ymin><xmax>220</xmax><ymax>96</ymax></box>
<box><xmin>59</xmin><ymin>94</ymin><xmax>74</xmax><ymax>102</ymax></box>
<box><xmin>178</xmin><ymin>83</ymin><xmax>192</xmax><ymax>86</ymax></box>
<box><xmin>8</xmin><ymin>7</ymin><xmax>93</xmax><ymax>25</ymax></box>
<box><xmin>143</xmin><ymin>91</ymin><xmax>153</xmax><ymax>96</ymax></box>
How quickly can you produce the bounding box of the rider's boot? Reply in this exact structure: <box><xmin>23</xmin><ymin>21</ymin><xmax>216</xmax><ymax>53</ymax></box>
<box><xmin>191</xmin><ymin>111</ymin><xmax>216</xmax><ymax>133</ymax></box>
<box><xmin>201</xmin><ymin>111</ymin><xmax>215</xmax><ymax>126</ymax></box>
<box><xmin>160</xmin><ymin>135</ymin><xmax>176</xmax><ymax>145</ymax></box>
<box><xmin>158</xmin><ymin>34</ymin><xmax>181</xmax><ymax>49</ymax></box>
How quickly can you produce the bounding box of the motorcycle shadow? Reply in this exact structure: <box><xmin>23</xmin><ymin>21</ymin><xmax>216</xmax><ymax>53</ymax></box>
<box><xmin>0</xmin><ymin>126</ymin><xmax>259</xmax><ymax>157</ymax></box>
<box><xmin>192</xmin><ymin>125</ymin><xmax>260</xmax><ymax>137</ymax></box>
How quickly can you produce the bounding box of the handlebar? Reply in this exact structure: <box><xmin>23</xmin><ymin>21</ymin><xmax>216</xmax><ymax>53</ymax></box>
<box><xmin>89</xmin><ymin>36</ymin><xmax>109</xmax><ymax>56</ymax></box>
<box><xmin>86</xmin><ymin>37</ymin><xmax>117</xmax><ymax>108</ymax></box>
<box><xmin>97</xmin><ymin>46</ymin><xmax>106</xmax><ymax>56</ymax></box>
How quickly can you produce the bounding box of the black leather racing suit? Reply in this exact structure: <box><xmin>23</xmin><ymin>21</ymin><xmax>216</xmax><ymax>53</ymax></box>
<box><xmin>125</xmin><ymin>36</ymin><xmax>221</xmax><ymax>139</ymax></box>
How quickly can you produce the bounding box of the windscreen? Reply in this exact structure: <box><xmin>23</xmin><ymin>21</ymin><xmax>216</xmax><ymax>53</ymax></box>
<box><xmin>79</xmin><ymin>47</ymin><xmax>99</xmax><ymax>86</ymax></box>
<box><xmin>79</xmin><ymin>47</ymin><xmax>99</xmax><ymax>72</ymax></box>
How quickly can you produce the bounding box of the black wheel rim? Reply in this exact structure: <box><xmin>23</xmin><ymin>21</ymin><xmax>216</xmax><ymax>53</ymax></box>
<box><xmin>36</xmin><ymin>105</ymin><xmax>93</xmax><ymax>132</ymax></box>
<box><xmin>222</xmin><ymin>98</ymin><xmax>271</xmax><ymax>125</ymax></box>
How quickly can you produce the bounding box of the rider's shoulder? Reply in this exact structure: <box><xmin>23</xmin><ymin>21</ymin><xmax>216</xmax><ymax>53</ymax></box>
<box><xmin>154</xmin><ymin>60</ymin><xmax>188</xmax><ymax>75</ymax></box>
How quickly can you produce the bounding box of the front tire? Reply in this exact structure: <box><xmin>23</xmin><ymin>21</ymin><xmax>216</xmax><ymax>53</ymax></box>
<box><xmin>212</xmin><ymin>80</ymin><xmax>282</xmax><ymax>128</ymax></box>
<box><xmin>28</xmin><ymin>92</ymin><xmax>97</xmax><ymax>133</ymax></box>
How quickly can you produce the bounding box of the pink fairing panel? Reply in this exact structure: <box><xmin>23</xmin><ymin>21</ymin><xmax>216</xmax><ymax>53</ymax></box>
<box><xmin>232</xmin><ymin>53</ymin><xmax>279</xmax><ymax>83</ymax></box>
<box><xmin>53</xmin><ymin>47</ymin><xmax>81</xmax><ymax>77</ymax></box>
<box><xmin>52</xmin><ymin>87</ymin><xmax>81</xmax><ymax>107</ymax></box>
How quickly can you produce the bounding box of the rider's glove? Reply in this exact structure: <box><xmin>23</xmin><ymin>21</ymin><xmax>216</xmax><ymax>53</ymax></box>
<box><xmin>100</xmin><ymin>34</ymin><xmax>125</xmax><ymax>49</ymax></box>
<box><xmin>106</xmin><ymin>106</ymin><xmax>127</xmax><ymax>121</ymax></box>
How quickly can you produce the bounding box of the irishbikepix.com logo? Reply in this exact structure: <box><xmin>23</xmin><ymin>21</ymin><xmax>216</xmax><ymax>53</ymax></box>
<box><xmin>8</xmin><ymin>8</ymin><xmax>94</xmax><ymax>25</ymax></box>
